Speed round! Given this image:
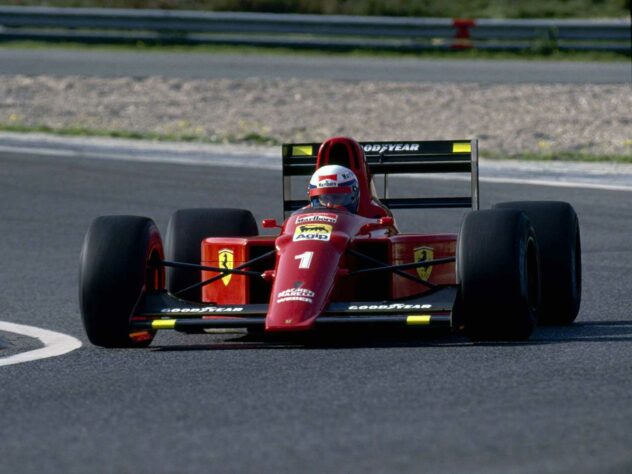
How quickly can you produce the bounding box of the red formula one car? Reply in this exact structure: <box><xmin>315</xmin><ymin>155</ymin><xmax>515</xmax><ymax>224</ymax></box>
<box><xmin>79</xmin><ymin>137</ymin><xmax>581</xmax><ymax>347</ymax></box>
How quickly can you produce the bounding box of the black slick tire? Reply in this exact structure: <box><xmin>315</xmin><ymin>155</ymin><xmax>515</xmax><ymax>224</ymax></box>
<box><xmin>165</xmin><ymin>208</ymin><xmax>258</xmax><ymax>301</ymax></box>
<box><xmin>494</xmin><ymin>201</ymin><xmax>581</xmax><ymax>325</ymax></box>
<box><xmin>458</xmin><ymin>209</ymin><xmax>541</xmax><ymax>341</ymax></box>
<box><xmin>79</xmin><ymin>216</ymin><xmax>164</xmax><ymax>348</ymax></box>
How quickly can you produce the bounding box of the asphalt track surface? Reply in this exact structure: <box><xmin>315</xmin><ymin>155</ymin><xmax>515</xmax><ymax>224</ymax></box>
<box><xmin>1</xmin><ymin>150</ymin><xmax>631</xmax><ymax>473</ymax></box>
<box><xmin>0</xmin><ymin>48</ymin><xmax>630</xmax><ymax>83</ymax></box>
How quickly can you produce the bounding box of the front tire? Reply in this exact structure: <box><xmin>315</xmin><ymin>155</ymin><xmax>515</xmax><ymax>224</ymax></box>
<box><xmin>458</xmin><ymin>209</ymin><xmax>541</xmax><ymax>341</ymax></box>
<box><xmin>165</xmin><ymin>208</ymin><xmax>258</xmax><ymax>301</ymax></box>
<box><xmin>79</xmin><ymin>216</ymin><xmax>164</xmax><ymax>348</ymax></box>
<box><xmin>494</xmin><ymin>201</ymin><xmax>581</xmax><ymax>325</ymax></box>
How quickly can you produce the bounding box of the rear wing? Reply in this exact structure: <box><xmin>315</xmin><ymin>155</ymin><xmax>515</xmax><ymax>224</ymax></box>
<box><xmin>281</xmin><ymin>139</ymin><xmax>479</xmax><ymax>217</ymax></box>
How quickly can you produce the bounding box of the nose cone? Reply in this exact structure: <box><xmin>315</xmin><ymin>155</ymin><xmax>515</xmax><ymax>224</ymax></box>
<box><xmin>265</xmin><ymin>231</ymin><xmax>348</xmax><ymax>332</ymax></box>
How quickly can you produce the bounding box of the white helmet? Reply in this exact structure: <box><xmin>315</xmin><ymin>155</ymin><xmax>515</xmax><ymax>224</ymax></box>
<box><xmin>308</xmin><ymin>165</ymin><xmax>360</xmax><ymax>213</ymax></box>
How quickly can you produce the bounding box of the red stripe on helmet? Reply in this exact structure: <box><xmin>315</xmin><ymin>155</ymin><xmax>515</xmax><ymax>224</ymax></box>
<box><xmin>309</xmin><ymin>186</ymin><xmax>352</xmax><ymax>198</ymax></box>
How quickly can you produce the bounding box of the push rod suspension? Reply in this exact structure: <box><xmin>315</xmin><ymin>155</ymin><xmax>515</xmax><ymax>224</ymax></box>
<box><xmin>174</xmin><ymin>249</ymin><xmax>277</xmax><ymax>296</ymax></box>
<box><xmin>349</xmin><ymin>257</ymin><xmax>455</xmax><ymax>276</ymax></box>
<box><xmin>159</xmin><ymin>260</ymin><xmax>260</xmax><ymax>277</ymax></box>
<box><xmin>346</xmin><ymin>248</ymin><xmax>436</xmax><ymax>289</ymax></box>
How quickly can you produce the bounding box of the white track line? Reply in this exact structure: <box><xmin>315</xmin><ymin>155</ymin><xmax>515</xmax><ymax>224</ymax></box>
<box><xmin>407</xmin><ymin>172</ymin><xmax>632</xmax><ymax>193</ymax></box>
<box><xmin>1</xmin><ymin>134</ymin><xmax>631</xmax><ymax>192</ymax></box>
<box><xmin>0</xmin><ymin>321</ymin><xmax>82</xmax><ymax>367</ymax></box>
<box><xmin>479</xmin><ymin>176</ymin><xmax>632</xmax><ymax>193</ymax></box>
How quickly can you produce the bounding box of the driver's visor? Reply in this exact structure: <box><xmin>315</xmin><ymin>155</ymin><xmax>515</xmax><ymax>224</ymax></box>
<box><xmin>308</xmin><ymin>186</ymin><xmax>352</xmax><ymax>198</ymax></box>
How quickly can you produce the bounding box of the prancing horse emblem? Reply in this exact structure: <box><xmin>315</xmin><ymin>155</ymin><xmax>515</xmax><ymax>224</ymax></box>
<box><xmin>414</xmin><ymin>246</ymin><xmax>434</xmax><ymax>281</ymax></box>
<box><xmin>218</xmin><ymin>248</ymin><xmax>234</xmax><ymax>286</ymax></box>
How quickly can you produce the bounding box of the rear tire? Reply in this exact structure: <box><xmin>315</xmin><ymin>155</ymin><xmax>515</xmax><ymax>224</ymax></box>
<box><xmin>458</xmin><ymin>209</ymin><xmax>540</xmax><ymax>341</ymax></box>
<box><xmin>79</xmin><ymin>216</ymin><xmax>164</xmax><ymax>348</ymax></box>
<box><xmin>165</xmin><ymin>208</ymin><xmax>258</xmax><ymax>301</ymax></box>
<box><xmin>494</xmin><ymin>201</ymin><xmax>581</xmax><ymax>325</ymax></box>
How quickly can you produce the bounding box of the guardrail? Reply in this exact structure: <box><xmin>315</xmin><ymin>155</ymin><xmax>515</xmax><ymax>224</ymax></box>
<box><xmin>0</xmin><ymin>6</ymin><xmax>629</xmax><ymax>53</ymax></box>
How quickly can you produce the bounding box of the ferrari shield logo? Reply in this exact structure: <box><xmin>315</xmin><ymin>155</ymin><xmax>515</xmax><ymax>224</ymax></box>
<box><xmin>414</xmin><ymin>247</ymin><xmax>433</xmax><ymax>281</ymax></box>
<box><xmin>218</xmin><ymin>248</ymin><xmax>234</xmax><ymax>286</ymax></box>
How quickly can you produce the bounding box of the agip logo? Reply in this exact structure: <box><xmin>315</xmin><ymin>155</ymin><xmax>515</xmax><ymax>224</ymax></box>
<box><xmin>218</xmin><ymin>248</ymin><xmax>234</xmax><ymax>286</ymax></box>
<box><xmin>293</xmin><ymin>224</ymin><xmax>332</xmax><ymax>242</ymax></box>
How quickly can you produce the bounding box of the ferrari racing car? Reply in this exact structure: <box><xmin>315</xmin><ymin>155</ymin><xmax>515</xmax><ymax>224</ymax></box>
<box><xmin>79</xmin><ymin>137</ymin><xmax>581</xmax><ymax>347</ymax></box>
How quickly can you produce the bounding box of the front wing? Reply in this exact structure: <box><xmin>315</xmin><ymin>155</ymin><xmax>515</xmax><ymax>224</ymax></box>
<box><xmin>130</xmin><ymin>287</ymin><xmax>457</xmax><ymax>333</ymax></box>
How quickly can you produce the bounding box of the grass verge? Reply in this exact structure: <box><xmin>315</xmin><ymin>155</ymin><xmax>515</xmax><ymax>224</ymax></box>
<box><xmin>0</xmin><ymin>1</ymin><xmax>629</xmax><ymax>19</ymax></box>
<box><xmin>2</xmin><ymin>123</ymin><xmax>629</xmax><ymax>162</ymax></box>
<box><xmin>0</xmin><ymin>123</ymin><xmax>281</xmax><ymax>146</ymax></box>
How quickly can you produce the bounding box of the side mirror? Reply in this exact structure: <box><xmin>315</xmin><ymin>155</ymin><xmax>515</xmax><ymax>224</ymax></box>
<box><xmin>262</xmin><ymin>219</ymin><xmax>281</xmax><ymax>229</ymax></box>
<box><xmin>360</xmin><ymin>216</ymin><xmax>394</xmax><ymax>234</ymax></box>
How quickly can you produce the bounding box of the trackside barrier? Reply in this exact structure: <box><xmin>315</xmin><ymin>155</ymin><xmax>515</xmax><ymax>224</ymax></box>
<box><xmin>0</xmin><ymin>6</ymin><xmax>629</xmax><ymax>53</ymax></box>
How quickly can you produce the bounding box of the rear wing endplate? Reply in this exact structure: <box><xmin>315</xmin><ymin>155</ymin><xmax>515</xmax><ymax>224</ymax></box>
<box><xmin>281</xmin><ymin>139</ymin><xmax>479</xmax><ymax>217</ymax></box>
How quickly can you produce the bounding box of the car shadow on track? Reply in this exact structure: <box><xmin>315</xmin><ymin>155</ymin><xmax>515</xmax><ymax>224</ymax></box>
<box><xmin>442</xmin><ymin>320</ymin><xmax>632</xmax><ymax>349</ymax></box>
<box><xmin>532</xmin><ymin>320</ymin><xmax>632</xmax><ymax>344</ymax></box>
<box><xmin>151</xmin><ymin>329</ymin><xmax>471</xmax><ymax>351</ymax></box>
<box><xmin>149</xmin><ymin>320</ymin><xmax>632</xmax><ymax>351</ymax></box>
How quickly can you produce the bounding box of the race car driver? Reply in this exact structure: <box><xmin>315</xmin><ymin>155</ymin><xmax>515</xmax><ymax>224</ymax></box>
<box><xmin>308</xmin><ymin>165</ymin><xmax>360</xmax><ymax>213</ymax></box>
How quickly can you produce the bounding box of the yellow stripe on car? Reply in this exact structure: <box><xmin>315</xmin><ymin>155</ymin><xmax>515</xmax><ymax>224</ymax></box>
<box><xmin>152</xmin><ymin>319</ymin><xmax>176</xmax><ymax>329</ymax></box>
<box><xmin>406</xmin><ymin>315</ymin><xmax>432</xmax><ymax>325</ymax></box>
<box><xmin>452</xmin><ymin>142</ymin><xmax>471</xmax><ymax>153</ymax></box>
<box><xmin>292</xmin><ymin>145</ymin><xmax>313</xmax><ymax>156</ymax></box>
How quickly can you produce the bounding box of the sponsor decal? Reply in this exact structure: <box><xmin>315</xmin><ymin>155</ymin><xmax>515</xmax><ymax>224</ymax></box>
<box><xmin>339</xmin><ymin>171</ymin><xmax>354</xmax><ymax>180</ymax></box>
<box><xmin>363</xmin><ymin>143</ymin><xmax>420</xmax><ymax>154</ymax></box>
<box><xmin>347</xmin><ymin>303</ymin><xmax>432</xmax><ymax>311</ymax></box>
<box><xmin>296</xmin><ymin>214</ymin><xmax>338</xmax><ymax>225</ymax></box>
<box><xmin>218</xmin><ymin>248</ymin><xmax>234</xmax><ymax>286</ymax></box>
<box><xmin>292</xmin><ymin>145</ymin><xmax>312</xmax><ymax>156</ymax></box>
<box><xmin>319</xmin><ymin>179</ymin><xmax>337</xmax><ymax>188</ymax></box>
<box><xmin>161</xmin><ymin>306</ymin><xmax>244</xmax><ymax>313</ymax></box>
<box><xmin>316</xmin><ymin>172</ymin><xmax>354</xmax><ymax>188</ymax></box>
<box><xmin>293</xmin><ymin>223</ymin><xmax>332</xmax><ymax>242</ymax></box>
<box><xmin>414</xmin><ymin>246</ymin><xmax>434</xmax><ymax>281</ymax></box>
<box><xmin>277</xmin><ymin>287</ymin><xmax>316</xmax><ymax>304</ymax></box>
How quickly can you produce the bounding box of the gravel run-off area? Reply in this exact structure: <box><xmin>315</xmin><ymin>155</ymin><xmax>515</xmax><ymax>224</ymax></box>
<box><xmin>1</xmin><ymin>75</ymin><xmax>631</xmax><ymax>157</ymax></box>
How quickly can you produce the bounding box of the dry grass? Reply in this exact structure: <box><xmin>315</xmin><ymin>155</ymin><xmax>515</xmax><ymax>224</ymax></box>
<box><xmin>1</xmin><ymin>0</ymin><xmax>629</xmax><ymax>18</ymax></box>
